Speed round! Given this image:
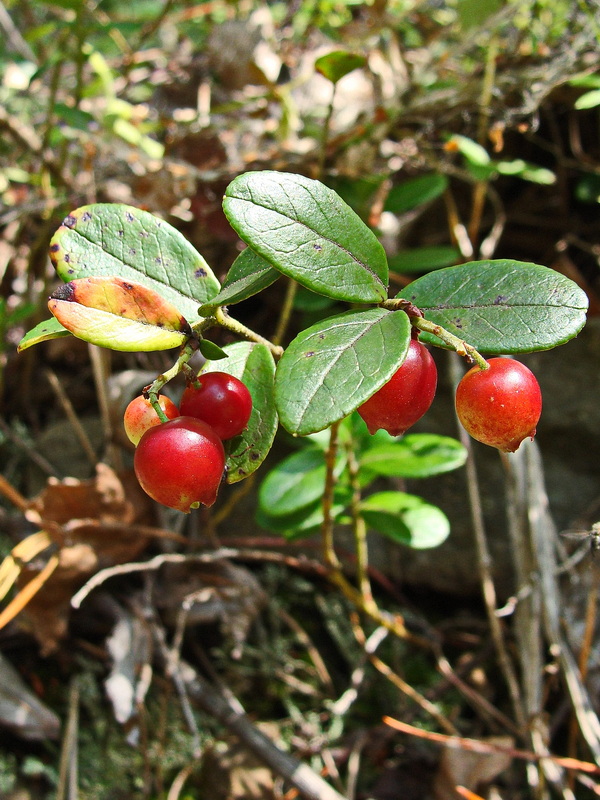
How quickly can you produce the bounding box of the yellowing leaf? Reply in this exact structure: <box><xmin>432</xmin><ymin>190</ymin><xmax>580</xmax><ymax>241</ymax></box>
<box><xmin>48</xmin><ymin>276</ymin><xmax>192</xmax><ymax>352</ymax></box>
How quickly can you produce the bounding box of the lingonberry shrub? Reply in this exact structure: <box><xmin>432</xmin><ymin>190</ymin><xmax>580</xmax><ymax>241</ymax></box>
<box><xmin>455</xmin><ymin>357</ymin><xmax>542</xmax><ymax>453</ymax></box>
<box><xmin>19</xmin><ymin>170</ymin><xmax>588</xmax><ymax>525</ymax></box>
<box><xmin>123</xmin><ymin>394</ymin><xmax>179</xmax><ymax>445</ymax></box>
<box><xmin>179</xmin><ymin>371</ymin><xmax>252</xmax><ymax>440</ymax></box>
<box><xmin>133</xmin><ymin>417</ymin><xmax>226</xmax><ymax>512</ymax></box>
<box><xmin>357</xmin><ymin>338</ymin><xmax>438</xmax><ymax>436</ymax></box>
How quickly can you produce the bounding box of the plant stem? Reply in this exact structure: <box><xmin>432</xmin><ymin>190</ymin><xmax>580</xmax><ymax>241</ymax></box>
<box><xmin>145</xmin><ymin>340</ymin><xmax>198</xmax><ymax>421</ymax></box>
<box><xmin>345</xmin><ymin>439</ymin><xmax>376</xmax><ymax>614</ymax></box>
<box><xmin>321</xmin><ymin>422</ymin><xmax>342</xmax><ymax>571</ymax></box>
<box><xmin>272</xmin><ymin>278</ymin><xmax>298</xmax><ymax>347</ymax></box>
<box><xmin>380</xmin><ymin>301</ymin><xmax>489</xmax><ymax>370</ymax></box>
<box><xmin>214</xmin><ymin>308</ymin><xmax>284</xmax><ymax>359</ymax></box>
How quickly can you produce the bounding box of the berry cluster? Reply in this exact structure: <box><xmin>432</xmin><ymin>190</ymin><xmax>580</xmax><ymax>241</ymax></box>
<box><xmin>357</xmin><ymin>338</ymin><xmax>542</xmax><ymax>454</ymax></box>
<box><xmin>124</xmin><ymin>372</ymin><xmax>252</xmax><ymax>513</ymax></box>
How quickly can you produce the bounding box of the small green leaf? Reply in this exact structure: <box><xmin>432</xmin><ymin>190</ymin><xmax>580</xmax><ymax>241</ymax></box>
<box><xmin>315</xmin><ymin>51</ymin><xmax>366</xmax><ymax>84</ymax></box>
<box><xmin>388</xmin><ymin>245</ymin><xmax>459</xmax><ymax>274</ymax></box>
<box><xmin>495</xmin><ymin>159</ymin><xmax>555</xmax><ymax>185</ymax></box>
<box><xmin>198</xmin><ymin>339</ymin><xmax>228</xmax><ymax>360</ymax></box>
<box><xmin>384</xmin><ymin>173</ymin><xmax>449</xmax><ymax>214</ymax></box>
<box><xmin>202</xmin><ymin>342</ymin><xmax>277</xmax><ymax>482</ymax></box>
<box><xmin>449</xmin><ymin>134</ymin><xmax>491</xmax><ymax>166</ymax></box>
<box><xmin>223</xmin><ymin>171</ymin><xmax>388</xmax><ymax>304</ymax></box>
<box><xmin>198</xmin><ymin>248</ymin><xmax>280</xmax><ymax>315</ymax></box>
<box><xmin>575</xmin><ymin>89</ymin><xmax>600</xmax><ymax>110</ymax></box>
<box><xmin>258</xmin><ymin>446</ymin><xmax>346</xmax><ymax>518</ymax></box>
<box><xmin>359</xmin><ymin>491</ymin><xmax>450</xmax><ymax>549</ymax></box>
<box><xmin>48</xmin><ymin>276</ymin><xmax>192</xmax><ymax>351</ymax></box>
<box><xmin>17</xmin><ymin>317</ymin><xmax>71</xmax><ymax>352</ymax></box>
<box><xmin>398</xmin><ymin>260</ymin><xmax>589</xmax><ymax>353</ymax></box>
<box><xmin>50</xmin><ymin>204</ymin><xmax>220</xmax><ymax>323</ymax></box>
<box><xmin>360</xmin><ymin>434</ymin><xmax>467</xmax><ymax>480</ymax></box>
<box><xmin>275</xmin><ymin>308</ymin><xmax>411</xmax><ymax>436</ymax></box>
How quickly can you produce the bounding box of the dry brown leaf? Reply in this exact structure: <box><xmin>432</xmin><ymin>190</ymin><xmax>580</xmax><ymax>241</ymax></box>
<box><xmin>11</xmin><ymin>464</ymin><xmax>152</xmax><ymax>653</ymax></box>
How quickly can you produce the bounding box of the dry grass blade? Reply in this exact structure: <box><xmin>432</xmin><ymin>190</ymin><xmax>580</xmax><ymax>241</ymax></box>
<box><xmin>383</xmin><ymin>717</ymin><xmax>600</xmax><ymax>777</ymax></box>
<box><xmin>0</xmin><ymin>530</ymin><xmax>54</xmax><ymax>601</ymax></box>
<box><xmin>0</xmin><ymin>553</ymin><xmax>60</xmax><ymax>630</ymax></box>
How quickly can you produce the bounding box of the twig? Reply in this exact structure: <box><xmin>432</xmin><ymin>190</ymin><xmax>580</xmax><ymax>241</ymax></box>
<box><xmin>383</xmin><ymin>717</ymin><xmax>600</xmax><ymax>777</ymax></box>
<box><xmin>56</xmin><ymin>677</ymin><xmax>80</xmax><ymax>800</ymax></box>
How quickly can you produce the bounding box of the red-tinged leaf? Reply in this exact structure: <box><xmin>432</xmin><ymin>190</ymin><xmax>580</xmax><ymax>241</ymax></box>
<box><xmin>48</xmin><ymin>276</ymin><xmax>193</xmax><ymax>352</ymax></box>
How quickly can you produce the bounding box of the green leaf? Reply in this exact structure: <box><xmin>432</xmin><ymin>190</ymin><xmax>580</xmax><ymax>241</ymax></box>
<box><xmin>449</xmin><ymin>134</ymin><xmax>491</xmax><ymax>166</ymax></box>
<box><xmin>315</xmin><ymin>51</ymin><xmax>366</xmax><ymax>84</ymax></box>
<box><xmin>256</xmin><ymin>489</ymin><xmax>350</xmax><ymax>540</ymax></box>
<box><xmin>202</xmin><ymin>342</ymin><xmax>277</xmax><ymax>483</ymax></box>
<box><xmin>48</xmin><ymin>276</ymin><xmax>192</xmax><ymax>351</ymax></box>
<box><xmin>49</xmin><ymin>204</ymin><xmax>220</xmax><ymax>323</ymax></box>
<box><xmin>359</xmin><ymin>491</ymin><xmax>450</xmax><ymax>549</ymax></box>
<box><xmin>495</xmin><ymin>159</ymin><xmax>556</xmax><ymax>185</ymax></box>
<box><xmin>223</xmin><ymin>171</ymin><xmax>388</xmax><ymax>304</ymax></box>
<box><xmin>198</xmin><ymin>248</ymin><xmax>280</xmax><ymax>315</ymax></box>
<box><xmin>398</xmin><ymin>260</ymin><xmax>589</xmax><ymax>353</ymax></box>
<box><xmin>17</xmin><ymin>317</ymin><xmax>71</xmax><ymax>352</ymax></box>
<box><xmin>359</xmin><ymin>434</ymin><xmax>467</xmax><ymax>481</ymax></box>
<box><xmin>575</xmin><ymin>89</ymin><xmax>600</xmax><ymax>110</ymax></box>
<box><xmin>388</xmin><ymin>245</ymin><xmax>459</xmax><ymax>274</ymax></box>
<box><xmin>258</xmin><ymin>446</ymin><xmax>346</xmax><ymax>518</ymax></box>
<box><xmin>275</xmin><ymin>308</ymin><xmax>411</xmax><ymax>435</ymax></box>
<box><xmin>198</xmin><ymin>339</ymin><xmax>228</xmax><ymax>360</ymax></box>
<box><xmin>384</xmin><ymin>173</ymin><xmax>448</xmax><ymax>214</ymax></box>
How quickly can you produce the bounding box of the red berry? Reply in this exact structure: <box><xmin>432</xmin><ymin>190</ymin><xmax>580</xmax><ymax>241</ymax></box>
<box><xmin>180</xmin><ymin>372</ymin><xmax>252</xmax><ymax>440</ymax></box>
<box><xmin>455</xmin><ymin>357</ymin><xmax>542</xmax><ymax>453</ymax></box>
<box><xmin>134</xmin><ymin>417</ymin><xmax>226</xmax><ymax>512</ymax></box>
<box><xmin>124</xmin><ymin>394</ymin><xmax>179</xmax><ymax>445</ymax></box>
<box><xmin>358</xmin><ymin>338</ymin><xmax>438</xmax><ymax>436</ymax></box>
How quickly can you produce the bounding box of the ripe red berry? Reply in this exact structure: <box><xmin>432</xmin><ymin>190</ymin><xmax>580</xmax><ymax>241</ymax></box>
<box><xmin>358</xmin><ymin>338</ymin><xmax>438</xmax><ymax>436</ymax></box>
<box><xmin>455</xmin><ymin>357</ymin><xmax>542</xmax><ymax>453</ymax></box>
<box><xmin>134</xmin><ymin>417</ymin><xmax>226</xmax><ymax>512</ymax></box>
<box><xmin>179</xmin><ymin>372</ymin><xmax>252</xmax><ymax>440</ymax></box>
<box><xmin>123</xmin><ymin>394</ymin><xmax>179</xmax><ymax>445</ymax></box>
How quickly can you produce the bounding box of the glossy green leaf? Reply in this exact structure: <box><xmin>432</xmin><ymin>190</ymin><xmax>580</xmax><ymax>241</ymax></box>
<box><xmin>360</xmin><ymin>434</ymin><xmax>467</xmax><ymax>480</ymax></box>
<box><xmin>275</xmin><ymin>308</ymin><xmax>411</xmax><ymax>435</ymax></box>
<box><xmin>49</xmin><ymin>204</ymin><xmax>220</xmax><ymax>323</ymax></box>
<box><xmin>17</xmin><ymin>317</ymin><xmax>72</xmax><ymax>352</ymax></box>
<box><xmin>398</xmin><ymin>260</ymin><xmax>589</xmax><ymax>353</ymax></box>
<box><xmin>388</xmin><ymin>245</ymin><xmax>459</xmax><ymax>274</ymax></box>
<box><xmin>315</xmin><ymin>51</ymin><xmax>366</xmax><ymax>84</ymax></box>
<box><xmin>359</xmin><ymin>491</ymin><xmax>450</xmax><ymax>549</ymax></box>
<box><xmin>202</xmin><ymin>342</ymin><xmax>277</xmax><ymax>482</ymax></box>
<box><xmin>384</xmin><ymin>173</ymin><xmax>448</xmax><ymax>214</ymax></box>
<box><xmin>223</xmin><ymin>171</ymin><xmax>388</xmax><ymax>303</ymax></box>
<box><xmin>48</xmin><ymin>276</ymin><xmax>192</xmax><ymax>351</ymax></box>
<box><xmin>258</xmin><ymin>446</ymin><xmax>346</xmax><ymax>518</ymax></box>
<box><xmin>198</xmin><ymin>248</ymin><xmax>280</xmax><ymax>315</ymax></box>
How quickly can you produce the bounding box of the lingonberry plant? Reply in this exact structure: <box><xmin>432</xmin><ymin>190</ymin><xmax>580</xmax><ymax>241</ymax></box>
<box><xmin>180</xmin><ymin>371</ymin><xmax>253</xmax><ymax>440</ymax></box>
<box><xmin>455</xmin><ymin>357</ymin><xmax>543</xmax><ymax>453</ymax></box>
<box><xmin>18</xmin><ymin>171</ymin><xmax>588</xmax><ymax>540</ymax></box>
